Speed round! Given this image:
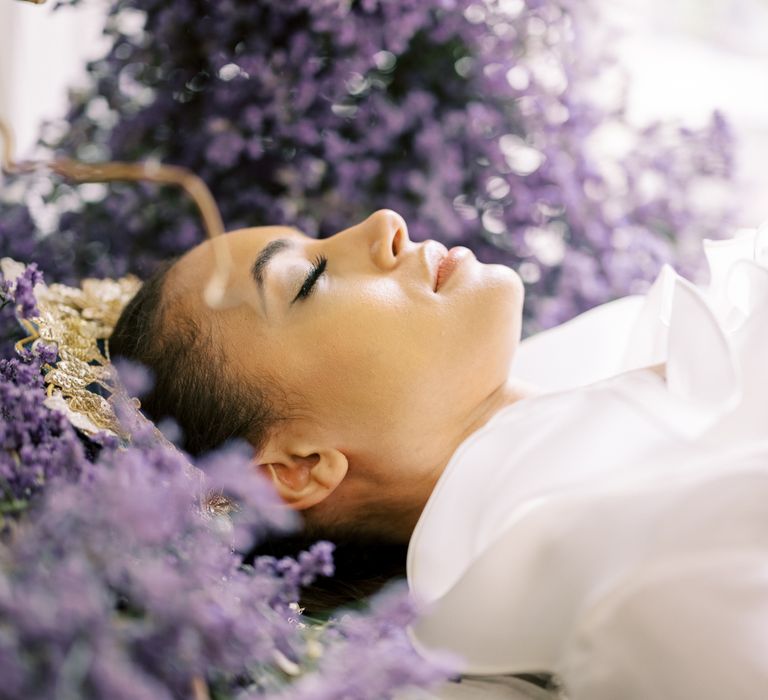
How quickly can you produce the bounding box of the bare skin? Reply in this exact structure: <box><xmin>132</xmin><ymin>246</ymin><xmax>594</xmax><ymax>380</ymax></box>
<box><xmin>167</xmin><ymin>209</ymin><xmax>666</xmax><ymax>541</ymax></box>
<box><xmin>167</xmin><ymin>209</ymin><xmax>527</xmax><ymax>539</ymax></box>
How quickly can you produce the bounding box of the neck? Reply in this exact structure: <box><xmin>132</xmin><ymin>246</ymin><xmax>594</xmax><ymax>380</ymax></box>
<box><xmin>455</xmin><ymin>376</ymin><xmax>541</xmax><ymax>453</ymax></box>
<box><xmin>388</xmin><ymin>376</ymin><xmax>542</xmax><ymax>542</ymax></box>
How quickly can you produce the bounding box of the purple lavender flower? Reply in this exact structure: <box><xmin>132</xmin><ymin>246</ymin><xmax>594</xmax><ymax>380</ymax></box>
<box><xmin>0</xmin><ymin>352</ymin><xmax>86</xmax><ymax>506</ymax></box>
<box><xmin>266</xmin><ymin>582</ymin><xmax>457</xmax><ymax>700</ymax></box>
<box><xmin>0</xmin><ymin>436</ymin><xmax>297</xmax><ymax>698</ymax></box>
<box><xmin>254</xmin><ymin>540</ymin><xmax>336</xmax><ymax>612</ymax></box>
<box><xmin>112</xmin><ymin>357</ymin><xmax>154</xmax><ymax>398</ymax></box>
<box><xmin>0</xmin><ymin>414</ymin><xmax>449</xmax><ymax>699</ymax></box>
<box><xmin>0</xmin><ymin>261</ymin><xmax>43</xmax><ymax>319</ymax></box>
<box><xmin>198</xmin><ymin>440</ymin><xmax>300</xmax><ymax>550</ymax></box>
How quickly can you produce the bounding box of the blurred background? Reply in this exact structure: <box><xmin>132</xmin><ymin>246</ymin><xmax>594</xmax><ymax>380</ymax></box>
<box><xmin>2</xmin><ymin>0</ymin><xmax>765</xmax><ymax>224</ymax></box>
<box><xmin>0</xmin><ymin>1</ymin><xmax>111</xmax><ymax>155</ymax></box>
<box><xmin>0</xmin><ymin>0</ymin><xmax>766</xmax><ymax>335</ymax></box>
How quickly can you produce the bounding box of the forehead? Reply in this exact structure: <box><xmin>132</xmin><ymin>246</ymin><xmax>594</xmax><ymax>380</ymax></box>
<box><xmin>171</xmin><ymin>225</ymin><xmax>306</xmax><ymax>296</ymax></box>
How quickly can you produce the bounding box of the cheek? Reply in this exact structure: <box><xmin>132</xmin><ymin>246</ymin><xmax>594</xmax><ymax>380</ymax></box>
<box><xmin>331</xmin><ymin>296</ymin><xmax>420</xmax><ymax>370</ymax></box>
<box><xmin>302</xmin><ymin>288</ymin><xmax>430</xmax><ymax>398</ymax></box>
<box><xmin>422</xmin><ymin>268</ymin><xmax>524</xmax><ymax>394</ymax></box>
<box><xmin>287</xmin><ymin>271</ymin><xmax>521</xmax><ymax>411</ymax></box>
<box><xmin>287</xmin><ymin>287</ymin><xmax>391</xmax><ymax>357</ymax></box>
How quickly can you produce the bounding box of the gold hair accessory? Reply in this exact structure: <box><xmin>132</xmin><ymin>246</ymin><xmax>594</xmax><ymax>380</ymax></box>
<box><xmin>2</xmin><ymin>257</ymin><xmax>142</xmax><ymax>438</ymax></box>
<box><xmin>2</xmin><ymin>257</ymin><xmax>236</xmax><ymax>527</ymax></box>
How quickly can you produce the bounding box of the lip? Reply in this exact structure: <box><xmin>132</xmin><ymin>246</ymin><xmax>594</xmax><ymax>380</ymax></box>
<box><xmin>423</xmin><ymin>241</ymin><xmax>447</xmax><ymax>290</ymax></box>
<box><xmin>434</xmin><ymin>246</ymin><xmax>473</xmax><ymax>292</ymax></box>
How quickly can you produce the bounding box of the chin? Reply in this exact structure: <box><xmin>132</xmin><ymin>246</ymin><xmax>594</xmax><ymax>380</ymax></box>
<box><xmin>489</xmin><ymin>266</ymin><xmax>524</xmax><ymax>353</ymax></box>
<box><xmin>482</xmin><ymin>263</ymin><xmax>525</xmax><ymax>316</ymax></box>
<box><xmin>458</xmin><ymin>265</ymin><xmax>524</xmax><ymax>379</ymax></box>
<box><xmin>506</xmin><ymin>264</ymin><xmax>525</xmax><ymax>293</ymax></box>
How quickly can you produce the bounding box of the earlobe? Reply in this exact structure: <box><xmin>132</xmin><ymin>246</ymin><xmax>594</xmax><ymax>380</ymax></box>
<box><xmin>258</xmin><ymin>447</ymin><xmax>349</xmax><ymax>510</ymax></box>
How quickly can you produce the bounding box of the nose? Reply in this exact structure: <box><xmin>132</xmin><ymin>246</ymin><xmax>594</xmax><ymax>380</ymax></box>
<box><xmin>367</xmin><ymin>209</ymin><xmax>410</xmax><ymax>270</ymax></box>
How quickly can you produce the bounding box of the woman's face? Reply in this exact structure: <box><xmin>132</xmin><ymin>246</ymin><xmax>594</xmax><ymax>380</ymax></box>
<box><xmin>170</xmin><ymin>209</ymin><xmax>524</xmax><ymax>492</ymax></box>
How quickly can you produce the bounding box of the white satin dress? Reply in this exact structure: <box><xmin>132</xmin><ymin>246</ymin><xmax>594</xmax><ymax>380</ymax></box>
<box><xmin>405</xmin><ymin>225</ymin><xmax>768</xmax><ymax>700</ymax></box>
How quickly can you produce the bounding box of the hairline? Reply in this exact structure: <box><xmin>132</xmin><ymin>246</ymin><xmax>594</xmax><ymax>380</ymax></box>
<box><xmin>158</xmin><ymin>259</ymin><xmax>303</xmax><ymax>454</ymax></box>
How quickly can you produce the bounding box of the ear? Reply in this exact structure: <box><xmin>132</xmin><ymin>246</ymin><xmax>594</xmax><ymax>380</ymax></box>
<box><xmin>257</xmin><ymin>439</ymin><xmax>349</xmax><ymax>511</ymax></box>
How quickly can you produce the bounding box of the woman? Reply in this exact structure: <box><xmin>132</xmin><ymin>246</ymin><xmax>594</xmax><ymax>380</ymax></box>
<box><xmin>111</xmin><ymin>209</ymin><xmax>534</xmax><ymax>539</ymax></box>
<box><xmin>111</xmin><ymin>209</ymin><xmax>768</xmax><ymax>699</ymax></box>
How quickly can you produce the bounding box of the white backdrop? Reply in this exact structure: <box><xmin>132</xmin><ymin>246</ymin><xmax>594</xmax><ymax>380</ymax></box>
<box><xmin>0</xmin><ymin>0</ymin><xmax>766</xmax><ymax>225</ymax></box>
<box><xmin>0</xmin><ymin>0</ymin><xmax>108</xmax><ymax>159</ymax></box>
<box><xmin>606</xmin><ymin>0</ymin><xmax>768</xmax><ymax>227</ymax></box>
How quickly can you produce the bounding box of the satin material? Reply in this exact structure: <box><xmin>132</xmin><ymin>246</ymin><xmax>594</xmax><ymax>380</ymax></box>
<box><xmin>407</xmin><ymin>225</ymin><xmax>768</xmax><ymax>699</ymax></box>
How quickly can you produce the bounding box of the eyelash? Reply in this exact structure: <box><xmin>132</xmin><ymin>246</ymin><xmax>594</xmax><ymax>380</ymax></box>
<box><xmin>292</xmin><ymin>255</ymin><xmax>328</xmax><ymax>303</ymax></box>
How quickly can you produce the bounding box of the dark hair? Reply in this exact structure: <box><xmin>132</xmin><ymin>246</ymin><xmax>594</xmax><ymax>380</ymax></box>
<box><xmin>108</xmin><ymin>258</ymin><xmax>408</xmax><ymax>612</ymax></box>
<box><xmin>250</xmin><ymin>534</ymin><xmax>408</xmax><ymax>614</ymax></box>
<box><xmin>109</xmin><ymin>258</ymin><xmax>284</xmax><ymax>456</ymax></box>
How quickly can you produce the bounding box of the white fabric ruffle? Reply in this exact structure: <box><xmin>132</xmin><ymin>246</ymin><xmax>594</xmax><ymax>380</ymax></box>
<box><xmin>407</xmin><ymin>225</ymin><xmax>768</xmax><ymax>699</ymax></box>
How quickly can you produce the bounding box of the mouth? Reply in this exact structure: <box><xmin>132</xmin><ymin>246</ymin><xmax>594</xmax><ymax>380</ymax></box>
<box><xmin>434</xmin><ymin>246</ymin><xmax>473</xmax><ymax>292</ymax></box>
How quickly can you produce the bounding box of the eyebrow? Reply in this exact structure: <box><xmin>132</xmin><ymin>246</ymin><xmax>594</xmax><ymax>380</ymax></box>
<box><xmin>250</xmin><ymin>238</ymin><xmax>293</xmax><ymax>313</ymax></box>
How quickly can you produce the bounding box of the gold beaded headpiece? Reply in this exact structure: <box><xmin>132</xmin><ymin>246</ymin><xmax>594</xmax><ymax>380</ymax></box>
<box><xmin>2</xmin><ymin>257</ymin><xmax>142</xmax><ymax>438</ymax></box>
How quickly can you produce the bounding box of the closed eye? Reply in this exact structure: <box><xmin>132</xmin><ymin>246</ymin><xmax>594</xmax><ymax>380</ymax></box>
<box><xmin>291</xmin><ymin>255</ymin><xmax>327</xmax><ymax>304</ymax></box>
